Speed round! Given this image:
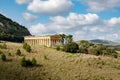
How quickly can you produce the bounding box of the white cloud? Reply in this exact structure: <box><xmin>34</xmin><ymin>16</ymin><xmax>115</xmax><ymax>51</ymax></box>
<box><xmin>29</xmin><ymin>23</ymin><xmax>48</xmax><ymax>35</ymax></box>
<box><xmin>29</xmin><ymin>23</ymin><xmax>55</xmax><ymax>35</ymax></box>
<box><xmin>27</xmin><ymin>0</ymin><xmax>73</xmax><ymax>14</ymax></box>
<box><xmin>15</xmin><ymin>0</ymin><xmax>32</xmax><ymax>4</ymax></box>
<box><xmin>106</xmin><ymin>17</ymin><xmax>120</xmax><ymax>26</ymax></box>
<box><xmin>22</xmin><ymin>12</ymin><xmax>37</xmax><ymax>21</ymax></box>
<box><xmin>75</xmin><ymin>31</ymin><xmax>86</xmax><ymax>35</ymax></box>
<box><xmin>50</xmin><ymin>13</ymin><xmax>99</xmax><ymax>28</ymax></box>
<box><xmin>80</xmin><ymin>0</ymin><xmax>120</xmax><ymax>12</ymax></box>
<box><xmin>29</xmin><ymin>12</ymin><xmax>120</xmax><ymax>41</ymax></box>
<box><xmin>90</xmin><ymin>27</ymin><xmax>105</xmax><ymax>32</ymax></box>
<box><xmin>29</xmin><ymin>13</ymin><xmax>100</xmax><ymax>38</ymax></box>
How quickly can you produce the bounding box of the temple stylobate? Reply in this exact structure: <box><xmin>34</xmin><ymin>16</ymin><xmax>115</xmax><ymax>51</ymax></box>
<box><xmin>24</xmin><ymin>34</ymin><xmax>62</xmax><ymax>47</ymax></box>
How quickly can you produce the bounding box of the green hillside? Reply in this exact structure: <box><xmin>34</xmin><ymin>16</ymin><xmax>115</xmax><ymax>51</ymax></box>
<box><xmin>0</xmin><ymin>42</ymin><xmax>120</xmax><ymax>80</ymax></box>
<box><xmin>90</xmin><ymin>39</ymin><xmax>120</xmax><ymax>51</ymax></box>
<box><xmin>0</xmin><ymin>13</ymin><xmax>31</xmax><ymax>42</ymax></box>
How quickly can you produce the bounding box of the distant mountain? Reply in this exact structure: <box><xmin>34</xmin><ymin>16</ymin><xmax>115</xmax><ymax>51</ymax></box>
<box><xmin>90</xmin><ymin>39</ymin><xmax>119</xmax><ymax>45</ymax></box>
<box><xmin>114</xmin><ymin>40</ymin><xmax>120</xmax><ymax>43</ymax></box>
<box><xmin>0</xmin><ymin>13</ymin><xmax>31</xmax><ymax>42</ymax></box>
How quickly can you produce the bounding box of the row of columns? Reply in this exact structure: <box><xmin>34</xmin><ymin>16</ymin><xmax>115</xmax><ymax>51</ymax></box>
<box><xmin>25</xmin><ymin>38</ymin><xmax>62</xmax><ymax>47</ymax></box>
<box><xmin>25</xmin><ymin>38</ymin><xmax>51</xmax><ymax>47</ymax></box>
<box><xmin>51</xmin><ymin>39</ymin><xmax>61</xmax><ymax>47</ymax></box>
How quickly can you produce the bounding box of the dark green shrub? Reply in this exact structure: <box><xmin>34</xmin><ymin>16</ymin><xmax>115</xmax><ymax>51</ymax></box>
<box><xmin>21</xmin><ymin>57</ymin><xmax>27</xmax><ymax>67</ymax></box>
<box><xmin>79</xmin><ymin>40</ymin><xmax>94</xmax><ymax>53</ymax></box>
<box><xmin>21</xmin><ymin>57</ymin><xmax>37</xmax><ymax>67</ymax></box>
<box><xmin>16</xmin><ymin>49</ymin><xmax>21</xmax><ymax>56</ymax></box>
<box><xmin>1</xmin><ymin>54</ymin><xmax>6</xmax><ymax>61</ymax></box>
<box><xmin>44</xmin><ymin>54</ymin><xmax>48</xmax><ymax>60</ymax></box>
<box><xmin>26</xmin><ymin>45</ymin><xmax>31</xmax><ymax>52</ymax></box>
<box><xmin>23</xmin><ymin>43</ymin><xmax>27</xmax><ymax>49</ymax></box>
<box><xmin>8</xmin><ymin>52</ymin><xmax>11</xmax><ymax>56</ymax></box>
<box><xmin>56</xmin><ymin>46</ymin><xmax>60</xmax><ymax>51</ymax></box>
<box><xmin>88</xmin><ymin>46</ymin><xmax>97</xmax><ymax>55</ymax></box>
<box><xmin>32</xmin><ymin>58</ymin><xmax>37</xmax><ymax>65</ymax></box>
<box><xmin>21</xmin><ymin>57</ymin><xmax>32</xmax><ymax>67</ymax></box>
<box><xmin>63</xmin><ymin>42</ymin><xmax>79</xmax><ymax>53</ymax></box>
<box><xmin>112</xmin><ymin>53</ymin><xmax>118</xmax><ymax>58</ymax></box>
<box><xmin>26</xmin><ymin>59</ymin><xmax>33</xmax><ymax>66</ymax></box>
<box><xmin>23</xmin><ymin>43</ymin><xmax>31</xmax><ymax>53</ymax></box>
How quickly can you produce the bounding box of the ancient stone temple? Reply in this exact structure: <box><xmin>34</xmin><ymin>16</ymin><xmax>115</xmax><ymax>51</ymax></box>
<box><xmin>24</xmin><ymin>35</ymin><xmax>62</xmax><ymax>47</ymax></box>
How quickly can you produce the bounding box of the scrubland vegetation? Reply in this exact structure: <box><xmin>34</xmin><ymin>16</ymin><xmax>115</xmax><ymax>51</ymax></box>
<box><xmin>0</xmin><ymin>41</ymin><xmax>120</xmax><ymax>80</ymax></box>
<box><xmin>62</xmin><ymin>40</ymin><xmax>118</xmax><ymax>58</ymax></box>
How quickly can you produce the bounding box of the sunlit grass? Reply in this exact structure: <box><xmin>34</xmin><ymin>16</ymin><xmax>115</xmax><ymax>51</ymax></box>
<box><xmin>0</xmin><ymin>42</ymin><xmax>120</xmax><ymax>80</ymax></box>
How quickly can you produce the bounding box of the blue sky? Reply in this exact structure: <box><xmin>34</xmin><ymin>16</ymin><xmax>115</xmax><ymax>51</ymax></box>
<box><xmin>0</xmin><ymin>0</ymin><xmax>120</xmax><ymax>41</ymax></box>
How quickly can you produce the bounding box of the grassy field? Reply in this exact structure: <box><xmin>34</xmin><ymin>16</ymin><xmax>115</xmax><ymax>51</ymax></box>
<box><xmin>0</xmin><ymin>42</ymin><xmax>120</xmax><ymax>80</ymax></box>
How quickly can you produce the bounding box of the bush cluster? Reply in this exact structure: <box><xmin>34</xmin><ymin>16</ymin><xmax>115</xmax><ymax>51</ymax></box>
<box><xmin>63</xmin><ymin>42</ymin><xmax>79</xmax><ymax>53</ymax></box>
<box><xmin>21</xmin><ymin>57</ymin><xmax>37</xmax><ymax>67</ymax></box>
<box><xmin>62</xmin><ymin>40</ymin><xmax>118</xmax><ymax>58</ymax></box>
<box><xmin>1</xmin><ymin>54</ymin><xmax>6</xmax><ymax>61</ymax></box>
<box><xmin>79</xmin><ymin>40</ymin><xmax>118</xmax><ymax>57</ymax></box>
<box><xmin>16</xmin><ymin>49</ymin><xmax>21</xmax><ymax>56</ymax></box>
<box><xmin>23</xmin><ymin>43</ymin><xmax>31</xmax><ymax>53</ymax></box>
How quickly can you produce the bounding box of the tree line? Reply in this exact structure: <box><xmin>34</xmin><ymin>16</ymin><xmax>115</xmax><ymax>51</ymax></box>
<box><xmin>59</xmin><ymin>34</ymin><xmax>118</xmax><ymax>58</ymax></box>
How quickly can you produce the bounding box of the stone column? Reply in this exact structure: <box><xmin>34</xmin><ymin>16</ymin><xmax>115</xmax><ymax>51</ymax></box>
<box><xmin>48</xmin><ymin>39</ymin><xmax>50</xmax><ymax>47</ymax></box>
<box><xmin>43</xmin><ymin>39</ymin><xmax>44</xmax><ymax>45</ymax></box>
<box><xmin>42</xmin><ymin>39</ymin><xmax>43</xmax><ymax>45</ymax></box>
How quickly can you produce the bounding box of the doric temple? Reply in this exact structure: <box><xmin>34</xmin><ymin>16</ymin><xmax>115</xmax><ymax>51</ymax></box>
<box><xmin>24</xmin><ymin>35</ymin><xmax>62</xmax><ymax>47</ymax></box>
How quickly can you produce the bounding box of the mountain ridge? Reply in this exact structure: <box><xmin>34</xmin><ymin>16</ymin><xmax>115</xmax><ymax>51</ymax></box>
<box><xmin>0</xmin><ymin>13</ymin><xmax>31</xmax><ymax>42</ymax></box>
<box><xmin>90</xmin><ymin>39</ymin><xmax>120</xmax><ymax>45</ymax></box>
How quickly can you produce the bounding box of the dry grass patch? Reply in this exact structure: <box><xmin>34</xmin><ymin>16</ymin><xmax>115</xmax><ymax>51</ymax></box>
<box><xmin>0</xmin><ymin>42</ymin><xmax>120</xmax><ymax>80</ymax></box>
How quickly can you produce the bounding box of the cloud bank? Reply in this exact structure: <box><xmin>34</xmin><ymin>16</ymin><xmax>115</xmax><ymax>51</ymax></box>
<box><xmin>29</xmin><ymin>13</ymin><xmax>120</xmax><ymax>40</ymax></box>
<box><xmin>27</xmin><ymin>0</ymin><xmax>73</xmax><ymax>14</ymax></box>
<box><xmin>80</xmin><ymin>0</ymin><xmax>120</xmax><ymax>12</ymax></box>
<box><xmin>22</xmin><ymin>12</ymin><xmax>37</xmax><ymax>21</ymax></box>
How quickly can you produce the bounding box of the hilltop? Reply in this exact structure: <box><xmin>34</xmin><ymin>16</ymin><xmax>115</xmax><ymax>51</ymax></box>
<box><xmin>0</xmin><ymin>42</ymin><xmax>120</xmax><ymax>80</ymax></box>
<box><xmin>90</xmin><ymin>39</ymin><xmax>120</xmax><ymax>51</ymax></box>
<box><xmin>90</xmin><ymin>39</ymin><xmax>119</xmax><ymax>45</ymax></box>
<box><xmin>0</xmin><ymin>13</ymin><xmax>31</xmax><ymax>42</ymax></box>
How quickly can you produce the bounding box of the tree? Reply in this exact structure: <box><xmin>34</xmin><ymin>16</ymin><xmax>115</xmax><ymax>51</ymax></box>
<box><xmin>59</xmin><ymin>34</ymin><xmax>73</xmax><ymax>44</ymax></box>
<box><xmin>87</xmin><ymin>44</ymin><xmax>118</xmax><ymax>56</ymax></box>
<box><xmin>79</xmin><ymin>40</ymin><xmax>93</xmax><ymax>53</ymax></box>
<box><xmin>63</xmin><ymin>42</ymin><xmax>79</xmax><ymax>53</ymax></box>
<box><xmin>59</xmin><ymin>34</ymin><xmax>66</xmax><ymax>44</ymax></box>
<box><xmin>87</xmin><ymin>46</ymin><xmax>98</xmax><ymax>55</ymax></box>
<box><xmin>65</xmin><ymin>35</ymin><xmax>73</xmax><ymax>43</ymax></box>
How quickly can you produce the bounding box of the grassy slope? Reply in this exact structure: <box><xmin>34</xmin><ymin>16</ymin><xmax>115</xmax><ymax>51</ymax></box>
<box><xmin>0</xmin><ymin>42</ymin><xmax>120</xmax><ymax>80</ymax></box>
